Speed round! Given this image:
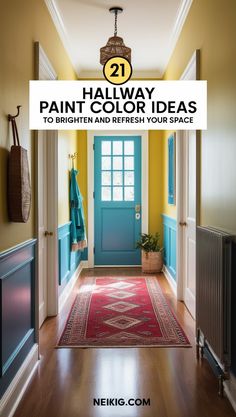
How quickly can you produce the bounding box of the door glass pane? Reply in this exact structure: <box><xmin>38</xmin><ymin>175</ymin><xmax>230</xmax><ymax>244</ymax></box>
<box><xmin>100</xmin><ymin>139</ymin><xmax>136</xmax><ymax>203</ymax></box>
<box><xmin>124</xmin><ymin>187</ymin><xmax>134</xmax><ymax>201</ymax></box>
<box><xmin>124</xmin><ymin>141</ymin><xmax>134</xmax><ymax>155</ymax></box>
<box><xmin>124</xmin><ymin>171</ymin><xmax>134</xmax><ymax>186</ymax></box>
<box><xmin>102</xmin><ymin>141</ymin><xmax>111</xmax><ymax>155</ymax></box>
<box><xmin>124</xmin><ymin>156</ymin><xmax>134</xmax><ymax>170</ymax></box>
<box><xmin>113</xmin><ymin>141</ymin><xmax>123</xmax><ymax>155</ymax></box>
<box><xmin>102</xmin><ymin>171</ymin><xmax>111</xmax><ymax>185</ymax></box>
<box><xmin>113</xmin><ymin>157</ymin><xmax>123</xmax><ymax>170</ymax></box>
<box><xmin>102</xmin><ymin>157</ymin><xmax>111</xmax><ymax>170</ymax></box>
<box><xmin>102</xmin><ymin>187</ymin><xmax>111</xmax><ymax>201</ymax></box>
<box><xmin>113</xmin><ymin>171</ymin><xmax>123</xmax><ymax>186</ymax></box>
<box><xmin>113</xmin><ymin>187</ymin><xmax>123</xmax><ymax>201</ymax></box>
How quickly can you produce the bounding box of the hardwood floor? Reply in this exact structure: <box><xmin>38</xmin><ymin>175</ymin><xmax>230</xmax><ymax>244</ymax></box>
<box><xmin>13</xmin><ymin>268</ymin><xmax>234</xmax><ymax>417</ymax></box>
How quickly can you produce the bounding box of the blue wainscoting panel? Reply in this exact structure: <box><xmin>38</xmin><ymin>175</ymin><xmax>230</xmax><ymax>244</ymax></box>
<box><xmin>0</xmin><ymin>239</ymin><xmax>36</xmax><ymax>397</ymax></box>
<box><xmin>162</xmin><ymin>215</ymin><xmax>177</xmax><ymax>280</ymax></box>
<box><xmin>58</xmin><ymin>223</ymin><xmax>71</xmax><ymax>285</ymax></box>
<box><xmin>58</xmin><ymin>223</ymin><xmax>87</xmax><ymax>290</ymax></box>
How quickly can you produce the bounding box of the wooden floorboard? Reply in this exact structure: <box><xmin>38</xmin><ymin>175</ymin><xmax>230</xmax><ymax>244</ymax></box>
<box><xmin>13</xmin><ymin>268</ymin><xmax>234</xmax><ymax>417</ymax></box>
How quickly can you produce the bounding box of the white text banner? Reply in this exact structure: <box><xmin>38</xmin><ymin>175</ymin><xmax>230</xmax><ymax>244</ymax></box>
<box><xmin>29</xmin><ymin>80</ymin><xmax>207</xmax><ymax>130</ymax></box>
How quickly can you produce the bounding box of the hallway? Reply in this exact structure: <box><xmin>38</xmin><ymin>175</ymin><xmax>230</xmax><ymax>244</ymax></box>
<box><xmin>13</xmin><ymin>269</ymin><xmax>234</xmax><ymax>417</ymax></box>
<box><xmin>1</xmin><ymin>1</ymin><xmax>236</xmax><ymax>416</ymax></box>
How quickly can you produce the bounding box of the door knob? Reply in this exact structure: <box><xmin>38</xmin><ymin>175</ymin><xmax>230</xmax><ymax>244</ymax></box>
<box><xmin>179</xmin><ymin>222</ymin><xmax>187</xmax><ymax>227</ymax></box>
<box><xmin>44</xmin><ymin>231</ymin><xmax>53</xmax><ymax>236</ymax></box>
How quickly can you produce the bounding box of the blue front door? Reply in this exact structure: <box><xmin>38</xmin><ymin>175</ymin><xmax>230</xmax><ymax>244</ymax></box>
<box><xmin>94</xmin><ymin>136</ymin><xmax>141</xmax><ymax>265</ymax></box>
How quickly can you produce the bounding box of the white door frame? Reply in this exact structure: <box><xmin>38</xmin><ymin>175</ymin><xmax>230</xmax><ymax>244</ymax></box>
<box><xmin>87</xmin><ymin>130</ymin><xmax>149</xmax><ymax>268</ymax></box>
<box><xmin>35</xmin><ymin>42</ymin><xmax>59</xmax><ymax>321</ymax></box>
<box><xmin>176</xmin><ymin>50</ymin><xmax>200</xmax><ymax>300</ymax></box>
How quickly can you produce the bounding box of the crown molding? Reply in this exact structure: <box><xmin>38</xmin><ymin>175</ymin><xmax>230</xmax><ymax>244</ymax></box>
<box><xmin>45</xmin><ymin>0</ymin><xmax>193</xmax><ymax>79</ymax></box>
<box><xmin>44</xmin><ymin>0</ymin><xmax>80</xmax><ymax>75</ymax></box>
<box><xmin>161</xmin><ymin>0</ymin><xmax>193</xmax><ymax>77</ymax></box>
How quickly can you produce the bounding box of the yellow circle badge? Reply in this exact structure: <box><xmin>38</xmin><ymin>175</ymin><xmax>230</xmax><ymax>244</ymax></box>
<box><xmin>103</xmin><ymin>57</ymin><xmax>132</xmax><ymax>85</ymax></box>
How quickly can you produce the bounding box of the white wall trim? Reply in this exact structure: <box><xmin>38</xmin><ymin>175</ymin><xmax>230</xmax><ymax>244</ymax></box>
<box><xmin>142</xmin><ymin>132</ymin><xmax>149</xmax><ymax>235</ymax></box>
<box><xmin>46</xmin><ymin>131</ymin><xmax>59</xmax><ymax>317</ymax></box>
<box><xmin>176</xmin><ymin>130</ymin><xmax>184</xmax><ymax>300</ymax></box>
<box><xmin>35</xmin><ymin>42</ymin><xmax>59</xmax><ymax>323</ymax></box>
<box><xmin>180</xmin><ymin>50</ymin><xmax>199</xmax><ymax>81</ymax></box>
<box><xmin>172</xmin><ymin>0</ymin><xmax>193</xmax><ymax>42</ymax></box>
<box><xmin>87</xmin><ymin>131</ymin><xmax>149</xmax><ymax>268</ymax></box>
<box><xmin>59</xmin><ymin>260</ymin><xmax>88</xmax><ymax>313</ymax></box>
<box><xmin>39</xmin><ymin>301</ymin><xmax>46</xmax><ymax>329</ymax></box>
<box><xmin>0</xmin><ymin>344</ymin><xmax>39</xmax><ymax>417</ymax></box>
<box><xmin>87</xmin><ymin>131</ymin><xmax>95</xmax><ymax>269</ymax></box>
<box><xmin>176</xmin><ymin>50</ymin><xmax>199</xmax><ymax>301</ymax></box>
<box><xmin>44</xmin><ymin>0</ymin><xmax>79</xmax><ymax>74</ymax></box>
<box><xmin>163</xmin><ymin>0</ymin><xmax>193</xmax><ymax>76</ymax></box>
<box><xmin>162</xmin><ymin>266</ymin><xmax>177</xmax><ymax>296</ymax></box>
<box><xmin>35</xmin><ymin>41</ymin><xmax>57</xmax><ymax>80</ymax></box>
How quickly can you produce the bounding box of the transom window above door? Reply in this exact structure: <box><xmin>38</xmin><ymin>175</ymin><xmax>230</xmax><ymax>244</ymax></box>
<box><xmin>101</xmin><ymin>140</ymin><xmax>135</xmax><ymax>201</ymax></box>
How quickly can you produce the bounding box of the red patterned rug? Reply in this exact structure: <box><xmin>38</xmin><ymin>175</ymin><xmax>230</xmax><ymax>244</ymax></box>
<box><xmin>57</xmin><ymin>277</ymin><xmax>191</xmax><ymax>348</ymax></box>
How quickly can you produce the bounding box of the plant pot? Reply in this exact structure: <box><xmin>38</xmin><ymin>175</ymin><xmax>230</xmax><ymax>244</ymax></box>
<box><xmin>142</xmin><ymin>250</ymin><xmax>163</xmax><ymax>274</ymax></box>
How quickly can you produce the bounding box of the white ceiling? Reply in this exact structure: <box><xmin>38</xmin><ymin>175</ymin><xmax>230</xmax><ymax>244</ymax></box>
<box><xmin>45</xmin><ymin>0</ymin><xmax>192</xmax><ymax>78</ymax></box>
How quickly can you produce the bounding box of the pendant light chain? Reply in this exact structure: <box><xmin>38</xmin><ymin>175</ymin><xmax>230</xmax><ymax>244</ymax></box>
<box><xmin>100</xmin><ymin>7</ymin><xmax>131</xmax><ymax>65</ymax></box>
<box><xmin>114</xmin><ymin>9</ymin><xmax>118</xmax><ymax>36</ymax></box>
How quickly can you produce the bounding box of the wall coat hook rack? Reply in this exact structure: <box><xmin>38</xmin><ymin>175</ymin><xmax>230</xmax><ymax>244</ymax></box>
<box><xmin>8</xmin><ymin>105</ymin><xmax>22</xmax><ymax>121</ymax></box>
<box><xmin>8</xmin><ymin>105</ymin><xmax>22</xmax><ymax>147</ymax></box>
<box><xmin>69</xmin><ymin>152</ymin><xmax>78</xmax><ymax>169</ymax></box>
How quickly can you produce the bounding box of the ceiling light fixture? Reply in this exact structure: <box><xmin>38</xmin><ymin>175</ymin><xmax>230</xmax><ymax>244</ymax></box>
<box><xmin>100</xmin><ymin>7</ymin><xmax>131</xmax><ymax>66</ymax></box>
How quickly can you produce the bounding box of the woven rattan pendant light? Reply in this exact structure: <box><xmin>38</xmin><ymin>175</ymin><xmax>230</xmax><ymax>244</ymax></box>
<box><xmin>100</xmin><ymin>7</ymin><xmax>131</xmax><ymax>66</ymax></box>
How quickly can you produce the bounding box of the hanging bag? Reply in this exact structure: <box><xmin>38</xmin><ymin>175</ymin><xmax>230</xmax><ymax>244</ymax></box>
<box><xmin>7</xmin><ymin>110</ymin><xmax>31</xmax><ymax>222</ymax></box>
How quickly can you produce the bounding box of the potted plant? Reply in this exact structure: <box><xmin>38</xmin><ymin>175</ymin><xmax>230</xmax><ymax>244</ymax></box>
<box><xmin>136</xmin><ymin>233</ymin><xmax>163</xmax><ymax>273</ymax></box>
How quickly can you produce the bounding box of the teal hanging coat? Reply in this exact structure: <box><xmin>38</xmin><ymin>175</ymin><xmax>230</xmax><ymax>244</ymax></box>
<box><xmin>70</xmin><ymin>168</ymin><xmax>87</xmax><ymax>251</ymax></box>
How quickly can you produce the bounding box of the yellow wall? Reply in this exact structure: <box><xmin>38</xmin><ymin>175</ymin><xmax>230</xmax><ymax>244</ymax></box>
<box><xmin>149</xmin><ymin>131</ymin><xmax>164</xmax><ymax>237</ymax></box>
<box><xmin>77</xmin><ymin>131</ymin><xmax>88</xmax><ymax>227</ymax></box>
<box><xmin>163</xmin><ymin>0</ymin><xmax>236</xmax><ymax>232</ymax></box>
<box><xmin>58</xmin><ymin>131</ymin><xmax>78</xmax><ymax>225</ymax></box>
<box><xmin>0</xmin><ymin>0</ymin><xmax>77</xmax><ymax>251</ymax></box>
<box><xmin>58</xmin><ymin>130</ymin><xmax>88</xmax><ymax>226</ymax></box>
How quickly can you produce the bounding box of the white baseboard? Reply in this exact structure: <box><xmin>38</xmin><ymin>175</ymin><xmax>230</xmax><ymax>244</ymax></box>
<box><xmin>224</xmin><ymin>373</ymin><xmax>236</xmax><ymax>412</ymax></box>
<box><xmin>0</xmin><ymin>344</ymin><xmax>39</xmax><ymax>417</ymax></box>
<box><xmin>162</xmin><ymin>265</ymin><xmax>177</xmax><ymax>296</ymax></box>
<box><xmin>59</xmin><ymin>260</ymin><xmax>88</xmax><ymax>313</ymax></box>
<box><xmin>82</xmin><ymin>260</ymin><xmax>89</xmax><ymax>269</ymax></box>
<box><xmin>39</xmin><ymin>301</ymin><xmax>46</xmax><ymax>328</ymax></box>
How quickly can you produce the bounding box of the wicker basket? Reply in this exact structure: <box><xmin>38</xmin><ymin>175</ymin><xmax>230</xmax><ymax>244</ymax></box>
<box><xmin>8</xmin><ymin>145</ymin><xmax>31</xmax><ymax>223</ymax></box>
<box><xmin>142</xmin><ymin>250</ymin><xmax>163</xmax><ymax>274</ymax></box>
